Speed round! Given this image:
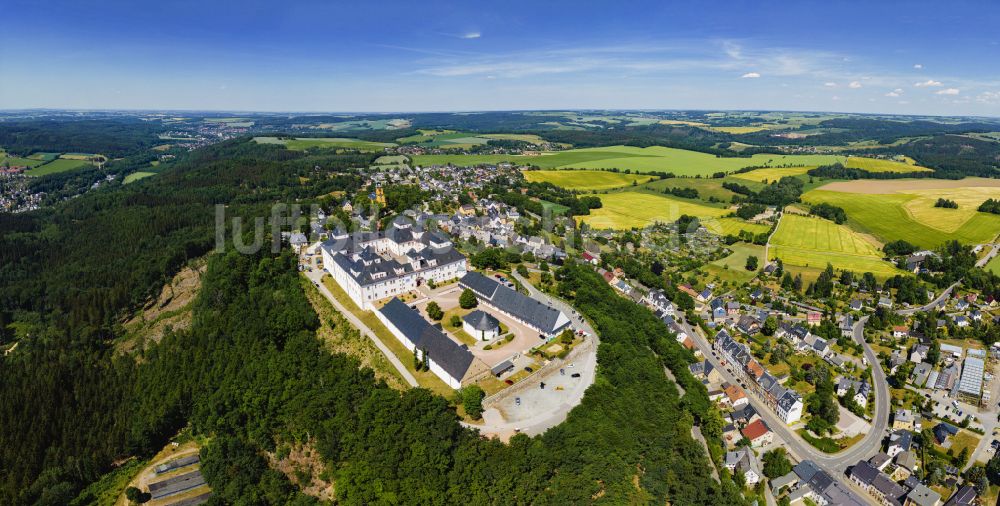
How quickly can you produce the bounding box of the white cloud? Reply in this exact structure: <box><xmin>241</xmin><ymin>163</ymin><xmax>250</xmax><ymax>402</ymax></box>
<box><xmin>977</xmin><ymin>91</ymin><xmax>1000</xmax><ymax>104</ymax></box>
<box><xmin>824</xmin><ymin>82</ymin><xmax>837</xmax><ymax>87</ymax></box>
<box><xmin>741</xmin><ymin>72</ymin><xmax>761</xmax><ymax>78</ymax></box>
<box><xmin>913</xmin><ymin>64</ymin><xmax>923</xmax><ymax>69</ymax></box>
<box><xmin>914</xmin><ymin>79</ymin><xmax>943</xmax><ymax>87</ymax></box>
<box><xmin>936</xmin><ymin>88</ymin><xmax>960</xmax><ymax>95</ymax></box>
<box><xmin>460</xmin><ymin>32</ymin><xmax>481</xmax><ymax>39</ymax></box>
<box><xmin>885</xmin><ymin>88</ymin><xmax>903</xmax><ymax>97</ymax></box>
<box><xmin>848</xmin><ymin>81</ymin><xmax>862</xmax><ymax>89</ymax></box>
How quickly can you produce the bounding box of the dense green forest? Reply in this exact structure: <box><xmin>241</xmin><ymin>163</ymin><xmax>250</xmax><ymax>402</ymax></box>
<box><xmin>0</xmin><ymin>137</ymin><xmax>742</xmax><ymax>504</ymax></box>
<box><xmin>0</xmin><ymin>119</ymin><xmax>166</xmax><ymax>157</ymax></box>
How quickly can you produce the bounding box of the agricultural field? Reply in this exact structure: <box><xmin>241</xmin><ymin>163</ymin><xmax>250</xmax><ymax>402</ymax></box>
<box><xmin>986</xmin><ymin>255</ymin><xmax>1000</xmax><ymax>275</ymax></box>
<box><xmin>539</xmin><ymin>199</ymin><xmax>570</xmax><ymax>215</ymax></box>
<box><xmin>640</xmin><ymin>177</ymin><xmax>743</xmax><ymax>202</ymax></box>
<box><xmin>253</xmin><ymin>136</ymin><xmax>395</xmax><ymax>151</ymax></box>
<box><xmin>843</xmin><ymin>156</ymin><xmax>932</xmax><ymax>173</ymax></box>
<box><xmin>124</xmin><ymin>171</ymin><xmax>156</xmax><ymax>184</ymax></box>
<box><xmin>731</xmin><ymin>166</ymin><xmax>814</xmax><ymax>183</ymax></box>
<box><xmin>396</xmin><ymin>130</ymin><xmax>491</xmax><ymax>150</ymax></box>
<box><xmin>703</xmin><ymin>217</ymin><xmax>772</xmax><ymax>237</ymax></box>
<box><xmin>579</xmin><ymin>191</ymin><xmax>729</xmax><ymax>229</ymax></box>
<box><xmin>24</xmin><ymin>158</ymin><xmax>91</xmax><ymax>176</ymax></box>
<box><xmin>523</xmin><ymin>170</ymin><xmax>655</xmax><ymax>191</ymax></box>
<box><xmin>770</xmin><ymin>214</ymin><xmax>901</xmax><ymax>278</ymax></box>
<box><xmin>480</xmin><ymin>133</ymin><xmax>551</xmax><ymax>144</ymax></box>
<box><xmin>2</xmin><ymin>155</ymin><xmax>47</xmax><ymax>168</ymax></box>
<box><xmin>803</xmin><ymin>178</ymin><xmax>1000</xmax><ymax>248</ymax></box>
<box><xmin>414</xmin><ymin>145</ymin><xmax>846</xmax><ymax>176</ymax></box>
<box><xmin>642</xmin><ymin>177</ymin><xmax>737</xmax><ymax>202</ymax></box>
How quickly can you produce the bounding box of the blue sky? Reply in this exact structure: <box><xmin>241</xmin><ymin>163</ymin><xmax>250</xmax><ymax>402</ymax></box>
<box><xmin>2</xmin><ymin>0</ymin><xmax>999</xmax><ymax>116</ymax></box>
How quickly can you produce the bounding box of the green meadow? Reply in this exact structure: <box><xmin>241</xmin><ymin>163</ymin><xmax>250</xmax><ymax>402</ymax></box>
<box><xmin>770</xmin><ymin>214</ymin><xmax>901</xmax><ymax>278</ymax></box>
<box><xmin>414</xmin><ymin>145</ymin><xmax>846</xmax><ymax>176</ymax></box>
<box><xmin>253</xmin><ymin>136</ymin><xmax>395</xmax><ymax>151</ymax></box>
<box><xmin>523</xmin><ymin>170</ymin><xmax>656</xmax><ymax>191</ymax></box>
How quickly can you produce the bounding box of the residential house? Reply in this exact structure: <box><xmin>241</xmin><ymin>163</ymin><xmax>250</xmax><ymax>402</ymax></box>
<box><xmin>887</xmin><ymin>430</ymin><xmax>913</xmax><ymax>458</ymax></box>
<box><xmin>736</xmin><ymin>315</ymin><xmax>760</xmax><ymax>336</ymax></box>
<box><xmin>943</xmin><ymin>485</ymin><xmax>977</xmax><ymax>506</ymax></box>
<box><xmin>849</xmin><ymin>460</ymin><xmax>908</xmax><ymax>506</ymax></box>
<box><xmin>741</xmin><ymin>419</ymin><xmax>773</xmax><ymax>448</ymax></box>
<box><xmin>893</xmin><ymin>409</ymin><xmax>915</xmax><ymax>431</ymax></box>
<box><xmin>724</xmin><ymin>448</ymin><xmax>762</xmax><ymax>485</ymax></box>
<box><xmin>893</xmin><ymin>325</ymin><xmax>910</xmax><ymax>339</ymax></box>
<box><xmin>840</xmin><ymin>315</ymin><xmax>855</xmax><ymax>338</ymax></box>
<box><xmin>905</xmin><ymin>484</ymin><xmax>941</xmax><ymax>506</ymax></box>
<box><xmin>724</xmin><ymin>384</ymin><xmax>749</xmax><ymax>408</ymax></box>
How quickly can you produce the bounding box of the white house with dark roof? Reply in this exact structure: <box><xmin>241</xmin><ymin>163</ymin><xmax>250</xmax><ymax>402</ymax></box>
<box><xmin>376</xmin><ymin>298</ymin><xmax>487</xmax><ymax>389</ymax></box>
<box><xmin>459</xmin><ymin>272</ymin><xmax>570</xmax><ymax>337</ymax></box>
<box><xmin>462</xmin><ymin>310</ymin><xmax>500</xmax><ymax>341</ymax></box>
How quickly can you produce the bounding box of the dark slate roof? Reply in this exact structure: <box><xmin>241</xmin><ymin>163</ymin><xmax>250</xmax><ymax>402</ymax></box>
<box><xmin>380</xmin><ymin>298</ymin><xmax>474</xmax><ymax>382</ymax></box>
<box><xmin>793</xmin><ymin>460</ymin><xmax>821</xmax><ymax>481</ymax></box>
<box><xmin>460</xmin><ymin>272</ymin><xmax>567</xmax><ymax>334</ymax></box>
<box><xmin>849</xmin><ymin>460</ymin><xmax>880</xmax><ymax>485</ymax></box>
<box><xmin>945</xmin><ymin>485</ymin><xmax>978</xmax><ymax>506</ymax></box>
<box><xmin>463</xmin><ymin>310</ymin><xmax>499</xmax><ymax>331</ymax></box>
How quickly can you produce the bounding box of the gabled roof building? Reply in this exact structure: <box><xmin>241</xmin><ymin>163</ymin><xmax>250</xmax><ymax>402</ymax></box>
<box><xmin>460</xmin><ymin>272</ymin><xmax>570</xmax><ymax>336</ymax></box>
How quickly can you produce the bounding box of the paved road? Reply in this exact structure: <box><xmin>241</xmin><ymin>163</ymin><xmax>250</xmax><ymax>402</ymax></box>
<box><xmin>898</xmin><ymin>281</ymin><xmax>959</xmax><ymax>315</ymax></box>
<box><xmin>681</xmin><ymin>316</ymin><xmax>883</xmax><ymax>492</ymax></box>
<box><xmin>303</xmin><ymin>268</ymin><xmax>419</xmax><ymax>388</ymax></box>
<box><xmin>977</xmin><ymin>243</ymin><xmax>999</xmax><ymax>267</ymax></box>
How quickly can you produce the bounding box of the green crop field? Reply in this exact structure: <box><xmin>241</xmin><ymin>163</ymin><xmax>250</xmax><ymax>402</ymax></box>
<box><xmin>704</xmin><ymin>217</ymin><xmax>772</xmax><ymax>237</ymax></box>
<box><xmin>844</xmin><ymin>156</ymin><xmax>932</xmax><ymax>173</ymax></box>
<box><xmin>803</xmin><ymin>182</ymin><xmax>1000</xmax><ymax>248</ymax></box>
<box><xmin>640</xmin><ymin>177</ymin><xmax>742</xmax><ymax>202</ymax></box>
<box><xmin>481</xmin><ymin>133</ymin><xmax>549</xmax><ymax>144</ymax></box>
<box><xmin>413</xmin><ymin>145</ymin><xmax>846</xmax><ymax>176</ymax></box>
<box><xmin>124</xmin><ymin>171</ymin><xmax>156</xmax><ymax>184</ymax></box>
<box><xmin>2</xmin><ymin>156</ymin><xmax>47</xmax><ymax>168</ymax></box>
<box><xmin>539</xmin><ymin>199</ymin><xmax>570</xmax><ymax>215</ymax></box>
<box><xmin>580</xmin><ymin>191</ymin><xmax>729</xmax><ymax>229</ymax></box>
<box><xmin>253</xmin><ymin>136</ymin><xmax>395</xmax><ymax>151</ymax></box>
<box><xmin>986</xmin><ymin>256</ymin><xmax>1000</xmax><ymax>275</ymax></box>
<box><xmin>523</xmin><ymin>170</ymin><xmax>655</xmax><ymax>191</ymax></box>
<box><xmin>25</xmin><ymin>158</ymin><xmax>91</xmax><ymax>176</ymax></box>
<box><xmin>770</xmin><ymin>214</ymin><xmax>902</xmax><ymax>277</ymax></box>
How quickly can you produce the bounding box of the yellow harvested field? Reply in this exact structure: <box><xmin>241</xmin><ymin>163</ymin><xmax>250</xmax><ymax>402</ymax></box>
<box><xmin>844</xmin><ymin>156</ymin><xmax>932</xmax><ymax>173</ymax></box>
<box><xmin>731</xmin><ymin>166</ymin><xmax>814</xmax><ymax>183</ymax></box>
<box><xmin>580</xmin><ymin>192</ymin><xmax>729</xmax><ymax>229</ymax></box>
<box><xmin>904</xmin><ymin>187</ymin><xmax>1000</xmax><ymax>233</ymax></box>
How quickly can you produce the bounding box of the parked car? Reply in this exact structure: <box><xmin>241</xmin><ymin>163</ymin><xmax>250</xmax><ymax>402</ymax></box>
<box><xmin>525</xmin><ymin>366</ymin><xmax>534</xmax><ymax>372</ymax></box>
<box><xmin>504</xmin><ymin>379</ymin><xmax>514</xmax><ymax>385</ymax></box>
<box><xmin>571</xmin><ymin>373</ymin><xmax>581</xmax><ymax>378</ymax></box>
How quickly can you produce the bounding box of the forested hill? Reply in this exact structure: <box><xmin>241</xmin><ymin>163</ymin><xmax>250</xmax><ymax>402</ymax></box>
<box><xmin>0</xmin><ymin>138</ymin><xmax>741</xmax><ymax>504</ymax></box>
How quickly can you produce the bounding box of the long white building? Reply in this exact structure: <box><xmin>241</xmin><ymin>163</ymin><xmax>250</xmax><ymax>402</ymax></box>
<box><xmin>322</xmin><ymin>223</ymin><xmax>467</xmax><ymax>310</ymax></box>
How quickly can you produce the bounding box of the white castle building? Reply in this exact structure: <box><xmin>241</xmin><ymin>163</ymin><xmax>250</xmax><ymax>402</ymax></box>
<box><xmin>322</xmin><ymin>222</ymin><xmax>467</xmax><ymax>310</ymax></box>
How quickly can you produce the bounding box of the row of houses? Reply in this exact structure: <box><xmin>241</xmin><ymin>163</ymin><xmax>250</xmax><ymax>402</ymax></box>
<box><xmin>849</xmin><ymin>458</ymin><xmax>941</xmax><ymax>506</ymax></box>
<box><xmin>714</xmin><ymin>330</ymin><xmax>804</xmax><ymax>424</ymax></box>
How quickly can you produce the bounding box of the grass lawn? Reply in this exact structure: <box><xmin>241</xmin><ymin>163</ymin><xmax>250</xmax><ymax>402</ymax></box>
<box><xmin>24</xmin><ymin>158</ymin><xmax>91</xmax><ymax>176</ymax></box>
<box><xmin>523</xmin><ymin>169</ymin><xmax>656</xmax><ymax>191</ymax></box>
<box><xmin>700</xmin><ymin>242</ymin><xmax>765</xmax><ymax>284</ymax></box>
<box><xmin>2</xmin><ymin>155</ymin><xmax>47</xmax><ymax>168</ymax></box>
<box><xmin>580</xmin><ymin>191</ymin><xmax>729</xmax><ymax>229</ymax></box>
<box><xmin>770</xmin><ymin>214</ymin><xmax>902</xmax><ymax>278</ymax></box>
<box><xmin>538</xmin><ymin>199</ymin><xmax>570</xmax><ymax>215</ymax></box>
<box><xmin>124</xmin><ymin>171</ymin><xmax>156</xmax><ymax>184</ymax></box>
<box><xmin>321</xmin><ymin>277</ymin><xmax>454</xmax><ymax>397</ymax></box>
<box><xmin>253</xmin><ymin>136</ymin><xmax>395</xmax><ymax>151</ymax></box>
<box><xmin>798</xmin><ymin>429</ymin><xmax>865</xmax><ymax>453</ymax></box>
<box><xmin>945</xmin><ymin>430</ymin><xmax>981</xmax><ymax>457</ymax></box>
<box><xmin>803</xmin><ymin>184</ymin><xmax>1000</xmax><ymax>248</ymax></box>
<box><xmin>414</xmin><ymin>145</ymin><xmax>846</xmax><ymax>176</ymax></box>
